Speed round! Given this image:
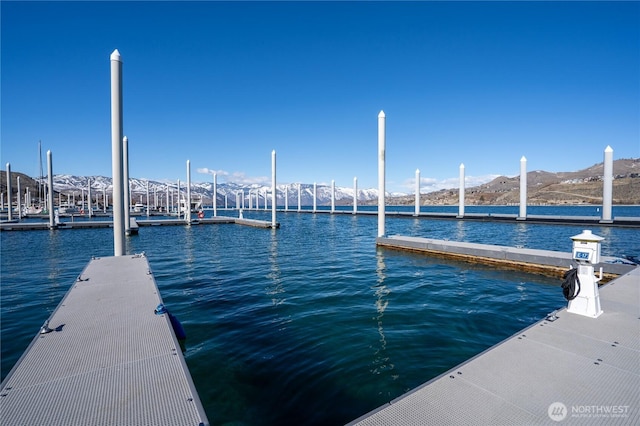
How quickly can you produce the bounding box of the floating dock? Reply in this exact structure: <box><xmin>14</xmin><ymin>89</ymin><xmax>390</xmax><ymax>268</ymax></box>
<box><xmin>350</xmin><ymin>266</ymin><xmax>639</xmax><ymax>425</ymax></box>
<box><xmin>0</xmin><ymin>254</ymin><xmax>209</xmax><ymax>426</ymax></box>
<box><xmin>0</xmin><ymin>216</ymin><xmax>276</xmax><ymax>231</ymax></box>
<box><xmin>377</xmin><ymin>235</ymin><xmax>637</xmax><ymax>280</ymax></box>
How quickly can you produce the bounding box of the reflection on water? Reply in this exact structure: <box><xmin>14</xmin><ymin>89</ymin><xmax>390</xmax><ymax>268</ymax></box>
<box><xmin>371</xmin><ymin>249</ymin><xmax>393</xmax><ymax>381</ymax></box>
<box><xmin>514</xmin><ymin>222</ymin><xmax>529</xmax><ymax>248</ymax></box>
<box><xmin>266</xmin><ymin>229</ymin><xmax>285</xmax><ymax>307</ymax></box>
<box><xmin>455</xmin><ymin>220</ymin><xmax>466</xmax><ymax>241</ymax></box>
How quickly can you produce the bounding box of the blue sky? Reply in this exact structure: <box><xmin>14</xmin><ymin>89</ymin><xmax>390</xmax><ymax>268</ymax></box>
<box><xmin>2</xmin><ymin>1</ymin><xmax>638</xmax><ymax>194</ymax></box>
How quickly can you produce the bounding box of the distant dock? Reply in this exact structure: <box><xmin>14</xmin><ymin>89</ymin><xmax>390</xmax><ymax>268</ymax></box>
<box><xmin>350</xmin><ymin>266</ymin><xmax>640</xmax><ymax>425</ymax></box>
<box><xmin>376</xmin><ymin>235</ymin><xmax>637</xmax><ymax>280</ymax></box>
<box><xmin>0</xmin><ymin>215</ymin><xmax>277</xmax><ymax>231</ymax></box>
<box><xmin>281</xmin><ymin>208</ymin><xmax>640</xmax><ymax>228</ymax></box>
<box><xmin>0</xmin><ymin>254</ymin><xmax>209</xmax><ymax>426</ymax></box>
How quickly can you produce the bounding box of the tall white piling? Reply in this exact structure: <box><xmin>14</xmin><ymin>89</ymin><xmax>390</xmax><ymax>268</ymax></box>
<box><xmin>378</xmin><ymin>110</ymin><xmax>386</xmax><ymax>237</ymax></box>
<box><xmin>353</xmin><ymin>177</ymin><xmax>358</xmax><ymax>214</ymax></box>
<box><xmin>519</xmin><ymin>156</ymin><xmax>527</xmax><ymax>219</ymax></box>
<box><xmin>313</xmin><ymin>182</ymin><xmax>317</xmax><ymax>212</ymax></box>
<box><xmin>103</xmin><ymin>187</ymin><xmax>107</xmax><ymax>213</ymax></box>
<box><xmin>16</xmin><ymin>176</ymin><xmax>21</xmax><ymax>219</ymax></box>
<box><xmin>284</xmin><ymin>185</ymin><xmax>288</xmax><ymax>211</ymax></box>
<box><xmin>263</xmin><ymin>189</ymin><xmax>267</xmax><ymax>210</ymax></box>
<box><xmin>186</xmin><ymin>160</ymin><xmax>192</xmax><ymax>224</ymax></box>
<box><xmin>272</xmin><ymin>150</ymin><xmax>277</xmax><ymax>228</ymax></box>
<box><xmin>224</xmin><ymin>194</ymin><xmax>228</xmax><ymax>209</ymax></box>
<box><xmin>177</xmin><ymin>179</ymin><xmax>181</xmax><ymax>219</ymax></box>
<box><xmin>146</xmin><ymin>180</ymin><xmax>150</xmax><ymax>218</ymax></box>
<box><xmin>331</xmin><ymin>180</ymin><xmax>335</xmax><ymax>213</ymax></box>
<box><xmin>166</xmin><ymin>185</ymin><xmax>170</xmax><ymax>214</ymax></box>
<box><xmin>5</xmin><ymin>163</ymin><xmax>12</xmax><ymax>221</ymax></box>
<box><xmin>110</xmin><ymin>50</ymin><xmax>125</xmax><ymax>255</ymax></box>
<box><xmin>414</xmin><ymin>169</ymin><xmax>420</xmax><ymax>216</ymax></box>
<box><xmin>602</xmin><ymin>145</ymin><xmax>613</xmax><ymax>222</ymax></box>
<box><xmin>458</xmin><ymin>163</ymin><xmax>465</xmax><ymax>218</ymax></box>
<box><xmin>213</xmin><ymin>172</ymin><xmax>217</xmax><ymax>217</ymax></box>
<box><xmin>47</xmin><ymin>151</ymin><xmax>55</xmax><ymax>228</ymax></box>
<box><xmin>88</xmin><ymin>179</ymin><xmax>93</xmax><ymax>218</ymax></box>
<box><xmin>123</xmin><ymin>136</ymin><xmax>131</xmax><ymax>235</ymax></box>
<box><xmin>297</xmin><ymin>183</ymin><xmax>301</xmax><ymax>212</ymax></box>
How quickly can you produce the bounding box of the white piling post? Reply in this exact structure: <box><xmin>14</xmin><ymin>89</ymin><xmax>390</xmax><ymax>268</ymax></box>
<box><xmin>212</xmin><ymin>172</ymin><xmax>217</xmax><ymax>217</ymax></box>
<box><xmin>313</xmin><ymin>182</ymin><xmax>317</xmax><ymax>212</ymax></box>
<box><xmin>123</xmin><ymin>136</ymin><xmax>131</xmax><ymax>235</ymax></box>
<box><xmin>146</xmin><ymin>180</ymin><xmax>150</xmax><ymax>218</ymax></box>
<box><xmin>271</xmin><ymin>150</ymin><xmax>277</xmax><ymax>228</ymax></box>
<box><xmin>297</xmin><ymin>183</ymin><xmax>301</xmax><ymax>212</ymax></box>
<box><xmin>353</xmin><ymin>177</ymin><xmax>358</xmax><ymax>214</ymax></box>
<box><xmin>166</xmin><ymin>185</ymin><xmax>169</xmax><ymax>214</ymax></box>
<box><xmin>224</xmin><ymin>194</ymin><xmax>227</xmax><ymax>209</ymax></box>
<box><xmin>414</xmin><ymin>169</ymin><xmax>420</xmax><ymax>216</ymax></box>
<box><xmin>458</xmin><ymin>163</ymin><xmax>465</xmax><ymax>218</ymax></box>
<box><xmin>88</xmin><ymin>178</ymin><xmax>93</xmax><ymax>218</ymax></box>
<box><xmin>602</xmin><ymin>146</ymin><xmax>613</xmax><ymax>223</ymax></box>
<box><xmin>186</xmin><ymin>160</ymin><xmax>191</xmax><ymax>224</ymax></box>
<box><xmin>5</xmin><ymin>163</ymin><xmax>12</xmax><ymax>221</ymax></box>
<box><xmin>284</xmin><ymin>185</ymin><xmax>288</xmax><ymax>211</ymax></box>
<box><xmin>110</xmin><ymin>50</ymin><xmax>125</xmax><ymax>255</ymax></box>
<box><xmin>331</xmin><ymin>180</ymin><xmax>335</xmax><ymax>213</ymax></box>
<box><xmin>264</xmin><ymin>189</ymin><xmax>268</xmax><ymax>211</ymax></box>
<box><xmin>16</xmin><ymin>176</ymin><xmax>21</xmax><ymax>219</ymax></box>
<box><xmin>177</xmin><ymin>179</ymin><xmax>181</xmax><ymax>219</ymax></box>
<box><xmin>47</xmin><ymin>151</ymin><xmax>55</xmax><ymax>228</ymax></box>
<box><xmin>519</xmin><ymin>156</ymin><xmax>527</xmax><ymax>219</ymax></box>
<box><xmin>378</xmin><ymin>110</ymin><xmax>386</xmax><ymax>237</ymax></box>
<box><xmin>103</xmin><ymin>187</ymin><xmax>107</xmax><ymax>213</ymax></box>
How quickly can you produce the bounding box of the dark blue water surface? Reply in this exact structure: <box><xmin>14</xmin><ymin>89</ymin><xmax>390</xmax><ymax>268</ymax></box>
<box><xmin>2</xmin><ymin>206</ymin><xmax>639</xmax><ymax>425</ymax></box>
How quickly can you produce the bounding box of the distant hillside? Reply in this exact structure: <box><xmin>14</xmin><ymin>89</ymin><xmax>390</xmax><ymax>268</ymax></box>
<box><xmin>382</xmin><ymin>158</ymin><xmax>640</xmax><ymax>206</ymax></box>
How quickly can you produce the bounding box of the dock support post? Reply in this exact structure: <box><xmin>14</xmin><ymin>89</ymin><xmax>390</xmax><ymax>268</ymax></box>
<box><xmin>378</xmin><ymin>110</ymin><xmax>386</xmax><ymax>237</ymax></box>
<box><xmin>519</xmin><ymin>156</ymin><xmax>527</xmax><ymax>220</ymax></box>
<box><xmin>146</xmin><ymin>180</ymin><xmax>150</xmax><ymax>218</ymax></box>
<box><xmin>601</xmin><ymin>146</ymin><xmax>613</xmax><ymax>223</ymax></box>
<box><xmin>458</xmin><ymin>163</ymin><xmax>465</xmax><ymax>218</ymax></box>
<box><xmin>284</xmin><ymin>185</ymin><xmax>288</xmax><ymax>211</ymax></box>
<box><xmin>414</xmin><ymin>168</ymin><xmax>420</xmax><ymax>216</ymax></box>
<box><xmin>6</xmin><ymin>163</ymin><xmax>12</xmax><ymax>221</ymax></box>
<box><xmin>353</xmin><ymin>177</ymin><xmax>358</xmax><ymax>214</ymax></box>
<box><xmin>272</xmin><ymin>150</ymin><xmax>277</xmax><ymax>228</ymax></box>
<box><xmin>47</xmin><ymin>152</ymin><xmax>55</xmax><ymax>228</ymax></box>
<box><xmin>16</xmin><ymin>177</ymin><xmax>21</xmax><ymax>220</ymax></box>
<box><xmin>213</xmin><ymin>173</ymin><xmax>217</xmax><ymax>217</ymax></box>
<box><xmin>123</xmin><ymin>136</ymin><xmax>131</xmax><ymax>235</ymax></box>
<box><xmin>110</xmin><ymin>49</ymin><xmax>125</xmax><ymax>255</ymax></box>
<box><xmin>313</xmin><ymin>182</ymin><xmax>317</xmax><ymax>213</ymax></box>
<box><xmin>186</xmin><ymin>160</ymin><xmax>191</xmax><ymax>224</ymax></box>
<box><xmin>331</xmin><ymin>179</ymin><xmax>335</xmax><ymax>213</ymax></box>
<box><xmin>297</xmin><ymin>183</ymin><xmax>301</xmax><ymax>212</ymax></box>
<box><xmin>88</xmin><ymin>178</ymin><xmax>93</xmax><ymax>218</ymax></box>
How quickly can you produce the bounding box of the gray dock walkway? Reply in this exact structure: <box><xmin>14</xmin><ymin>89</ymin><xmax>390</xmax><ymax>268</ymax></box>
<box><xmin>350</xmin><ymin>267</ymin><xmax>639</xmax><ymax>425</ymax></box>
<box><xmin>0</xmin><ymin>254</ymin><xmax>209</xmax><ymax>426</ymax></box>
<box><xmin>377</xmin><ymin>235</ymin><xmax>637</xmax><ymax>279</ymax></box>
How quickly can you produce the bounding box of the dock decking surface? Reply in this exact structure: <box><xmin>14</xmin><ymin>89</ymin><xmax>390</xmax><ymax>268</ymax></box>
<box><xmin>0</xmin><ymin>254</ymin><xmax>209</xmax><ymax>426</ymax></box>
<box><xmin>350</xmin><ymin>267</ymin><xmax>639</xmax><ymax>425</ymax></box>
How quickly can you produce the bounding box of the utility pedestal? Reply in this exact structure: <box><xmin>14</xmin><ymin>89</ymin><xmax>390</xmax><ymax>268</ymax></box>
<box><xmin>567</xmin><ymin>230</ymin><xmax>604</xmax><ymax>318</ymax></box>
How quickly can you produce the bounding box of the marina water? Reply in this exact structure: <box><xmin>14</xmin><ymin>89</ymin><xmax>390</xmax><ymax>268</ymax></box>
<box><xmin>2</xmin><ymin>205</ymin><xmax>638</xmax><ymax>425</ymax></box>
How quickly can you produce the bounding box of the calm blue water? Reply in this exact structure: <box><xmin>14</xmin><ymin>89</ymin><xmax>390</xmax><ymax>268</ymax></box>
<box><xmin>2</xmin><ymin>206</ymin><xmax>639</xmax><ymax>425</ymax></box>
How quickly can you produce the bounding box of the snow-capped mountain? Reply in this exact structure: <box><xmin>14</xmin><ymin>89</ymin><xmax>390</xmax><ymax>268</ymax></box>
<box><xmin>52</xmin><ymin>174</ymin><xmax>401</xmax><ymax>206</ymax></box>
